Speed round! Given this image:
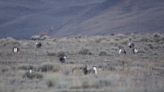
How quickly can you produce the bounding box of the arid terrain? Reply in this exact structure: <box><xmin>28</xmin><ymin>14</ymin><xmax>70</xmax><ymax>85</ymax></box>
<box><xmin>0</xmin><ymin>0</ymin><xmax>164</xmax><ymax>39</ymax></box>
<box><xmin>0</xmin><ymin>33</ymin><xmax>164</xmax><ymax>92</ymax></box>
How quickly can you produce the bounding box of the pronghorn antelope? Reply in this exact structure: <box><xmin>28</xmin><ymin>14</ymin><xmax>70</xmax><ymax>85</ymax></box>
<box><xmin>13</xmin><ymin>47</ymin><xmax>20</xmax><ymax>53</ymax></box>
<box><xmin>35</xmin><ymin>42</ymin><xmax>42</xmax><ymax>48</ymax></box>
<box><xmin>132</xmin><ymin>48</ymin><xmax>138</xmax><ymax>54</ymax></box>
<box><xmin>118</xmin><ymin>48</ymin><xmax>126</xmax><ymax>54</ymax></box>
<box><xmin>23</xmin><ymin>69</ymin><xmax>33</xmax><ymax>79</ymax></box>
<box><xmin>83</xmin><ymin>65</ymin><xmax>98</xmax><ymax>75</ymax></box>
<box><xmin>92</xmin><ymin>66</ymin><xmax>98</xmax><ymax>75</ymax></box>
<box><xmin>59</xmin><ymin>54</ymin><xmax>67</xmax><ymax>63</ymax></box>
<box><xmin>128</xmin><ymin>42</ymin><xmax>135</xmax><ymax>49</ymax></box>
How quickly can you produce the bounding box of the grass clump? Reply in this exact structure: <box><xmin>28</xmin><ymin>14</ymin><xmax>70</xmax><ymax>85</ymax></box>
<box><xmin>39</xmin><ymin>64</ymin><xmax>54</xmax><ymax>72</ymax></box>
<box><xmin>23</xmin><ymin>71</ymin><xmax>43</xmax><ymax>79</ymax></box>
<box><xmin>79</xmin><ymin>48</ymin><xmax>92</xmax><ymax>55</ymax></box>
<box><xmin>47</xmin><ymin>52</ymin><xmax>56</xmax><ymax>56</ymax></box>
<box><xmin>39</xmin><ymin>63</ymin><xmax>61</xmax><ymax>73</ymax></box>
<box><xmin>99</xmin><ymin>51</ymin><xmax>108</xmax><ymax>56</ymax></box>
<box><xmin>18</xmin><ymin>64</ymin><xmax>37</xmax><ymax>71</ymax></box>
<box><xmin>47</xmin><ymin>80</ymin><xmax>54</xmax><ymax>88</ymax></box>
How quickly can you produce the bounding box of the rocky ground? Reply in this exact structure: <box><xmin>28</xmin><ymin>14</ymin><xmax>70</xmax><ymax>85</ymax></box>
<box><xmin>0</xmin><ymin>33</ymin><xmax>164</xmax><ymax>92</ymax></box>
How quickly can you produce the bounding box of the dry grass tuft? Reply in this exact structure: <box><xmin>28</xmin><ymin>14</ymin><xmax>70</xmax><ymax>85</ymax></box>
<box><xmin>79</xmin><ymin>48</ymin><xmax>93</xmax><ymax>55</ymax></box>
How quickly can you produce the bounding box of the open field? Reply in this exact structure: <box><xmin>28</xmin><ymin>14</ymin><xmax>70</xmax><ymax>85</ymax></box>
<box><xmin>0</xmin><ymin>33</ymin><xmax>164</xmax><ymax>92</ymax></box>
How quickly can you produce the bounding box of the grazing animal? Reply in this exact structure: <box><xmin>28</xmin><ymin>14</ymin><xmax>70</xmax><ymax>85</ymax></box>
<box><xmin>127</xmin><ymin>41</ymin><xmax>139</xmax><ymax>54</ymax></box>
<box><xmin>35</xmin><ymin>42</ymin><xmax>42</xmax><ymax>48</ymax></box>
<box><xmin>23</xmin><ymin>69</ymin><xmax>33</xmax><ymax>79</ymax></box>
<box><xmin>13</xmin><ymin>47</ymin><xmax>19</xmax><ymax>53</ymax></box>
<box><xmin>59</xmin><ymin>55</ymin><xmax>67</xmax><ymax>63</ymax></box>
<box><xmin>119</xmin><ymin>48</ymin><xmax>126</xmax><ymax>54</ymax></box>
<box><xmin>128</xmin><ymin>42</ymin><xmax>135</xmax><ymax>48</ymax></box>
<box><xmin>92</xmin><ymin>66</ymin><xmax>98</xmax><ymax>75</ymax></box>
<box><xmin>133</xmin><ymin>48</ymin><xmax>138</xmax><ymax>54</ymax></box>
<box><xmin>29</xmin><ymin>69</ymin><xmax>33</xmax><ymax>74</ymax></box>
<box><xmin>83</xmin><ymin>66</ymin><xmax>98</xmax><ymax>75</ymax></box>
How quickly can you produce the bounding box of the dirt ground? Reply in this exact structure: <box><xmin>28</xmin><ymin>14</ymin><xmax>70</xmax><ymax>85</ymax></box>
<box><xmin>0</xmin><ymin>33</ymin><xmax>164</xmax><ymax>92</ymax></box>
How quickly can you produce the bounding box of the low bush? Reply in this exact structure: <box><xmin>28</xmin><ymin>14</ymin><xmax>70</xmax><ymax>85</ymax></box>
<box><xmin>47</xmin><ymin>52</ymin><xmax>56</xmax><ymax>56</ymax></box>
<box><xmin>18</xmin><ymin>65</ymin><xmax>37</xmax><ymax>71</ymax></box>
<box><xmin>23</xmin><ymin>71</ymin><xmax>43</xmax><ymax>79</ymax></box>
<box><xmin>97</xmin><ymin>79</ymin><xmax>111</xmax><ymax>87</ymax></box>
<box><xmin>153</xmin><ymin>33</ymin><xmax>161</xmax><ymax>38</ymax></box>
<box><xmin>47</xmin><ymin>80</ymin><xmax>54</xmax><ymax>88</ymax></box>
<box><xmin>39</xmin><ymin>64</ymin><xmax>54</xmax><ymax>72</ymax></box>
<box><xmin>79</xmin><ymin>49</ymin><xmax>92</xmax><ymax>55</ymax></box>
<box><xmin>99</xmin><ymin>51</ymin><xmax>108</xmax><ymax>56</ymax></box>
<box><xmin>140</xmin><ymin>37</ymin><xmax>152</xmax><ymax>42</ymax></box>
<box><xmin>82</xmin><ymin>80</ymin><xmax>89</xmax><ymax>89</ymax></box>
<box><xmin>57</xmin><ymin>51</ymin><xmax>66</xmax><ymax>57</ymax></box>
<box><xmin>148</xmin><ymin>44</ymin><xmax>154</xmax><ymax>49</ymax></box>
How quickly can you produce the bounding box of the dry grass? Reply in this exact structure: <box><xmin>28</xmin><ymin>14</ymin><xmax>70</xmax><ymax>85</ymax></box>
<box><xmin>78</xmin><ymin>48</ymin><xmax>93</xmax><ymax>55</ymax></box>
<box><xmin>0</xmin><ymin>33</ymin><xmax>164</xmax><ymax>92</ymax></box>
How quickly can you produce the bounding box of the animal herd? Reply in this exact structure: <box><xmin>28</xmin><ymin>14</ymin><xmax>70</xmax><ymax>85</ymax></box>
<box><xmin>11</xmin><ymin>39</ymin><xmax>139</xmax><ymax>79</ymax></box>
<box><xmin>119</xmin><ymin>41</ymin><xmax>138</xmax><ymax>55</ymax></box>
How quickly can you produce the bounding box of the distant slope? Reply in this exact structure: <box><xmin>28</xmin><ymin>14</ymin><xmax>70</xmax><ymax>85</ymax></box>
<box><xmin>0</xmin><ymin>0</ymin><xmax>164</xmax><ymax>39</ymax></box>
<box><xmin>55</xmin><ymin>0</ymin><xmax>164</xmax><ymax>36</ymax></box>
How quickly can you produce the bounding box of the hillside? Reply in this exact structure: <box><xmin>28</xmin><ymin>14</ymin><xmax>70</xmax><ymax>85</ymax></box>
<box><xmin>0</xmin><ymin>0</ymin><xmax>164</xmax><ymax>39</ymax></box>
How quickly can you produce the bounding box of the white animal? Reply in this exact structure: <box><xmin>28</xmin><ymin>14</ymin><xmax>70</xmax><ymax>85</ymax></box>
<box><xmin>133</xmin><ymin>48</ymin><xmax>138</xmax><ymax>54</ymax></box>
<box><xmin>13</xmin><ymin>47</ymin><xmax>19</xmax><ymax>53</ymax></box>
<box><xmin>63</xmin><ymin>56</ymin><xmax>67</xmax><ymax>60</ymax></box>
<box><xmin>83</xmin><ymin>66</ymin><xmax>98</xmax><ymax>75</ymax></box>
<box><xmin>29</xmin><ymin>69</ymin><xmax>33</xmax><ymax>74</ymax></box>
<box><xmin>92</xmin><ymin>66</ymin><xmax>98</xmax><ymax>75</ymax></box>
<box><xmin>119</xmin><ymin>48</ymin><xmax>126</xmax><ymax>54</ymax></box>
